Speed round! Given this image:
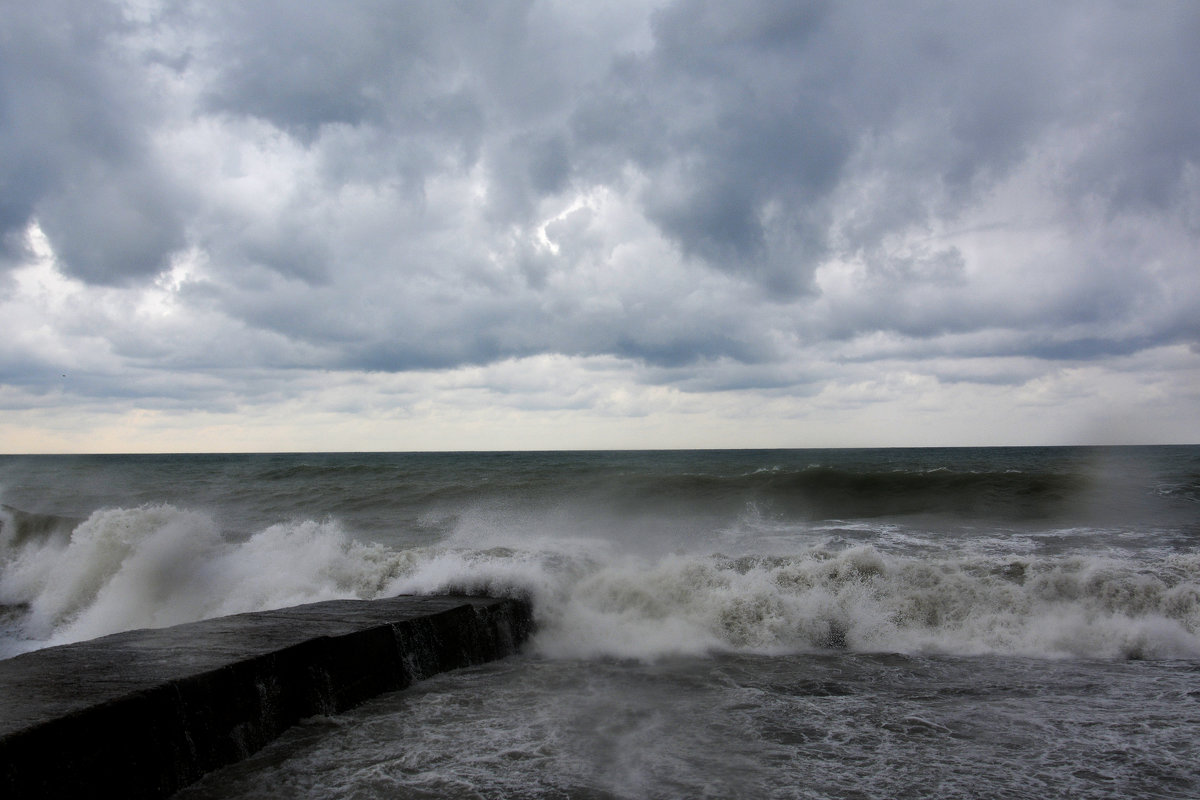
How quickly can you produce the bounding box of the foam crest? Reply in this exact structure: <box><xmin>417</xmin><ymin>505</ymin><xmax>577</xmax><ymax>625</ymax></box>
<box><xmin>388</xmin><ymin>542</ymin><xmax>1200</xmax><ymax>662</ymax></box>
<box><xmin>3</xmin><ymin>501</ymin><xmax>1198</xmax><ymax>663</ymax></box>
<box><xmin>0</xmin><ymin>505</ymin><xmax>415</xmax><ymax>651</ymax></box>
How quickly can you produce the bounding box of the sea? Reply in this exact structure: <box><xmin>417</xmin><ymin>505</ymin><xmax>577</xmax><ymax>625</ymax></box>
<box><xmin>1</xmin><ymin>446</ymin><xmax>1198</xmax><ymax>799</ymax></box>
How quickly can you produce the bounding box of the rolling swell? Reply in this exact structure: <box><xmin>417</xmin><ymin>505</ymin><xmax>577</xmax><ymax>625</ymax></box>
<box><xmin>0</xmin><ymin>505</ymin><xmax>78</xmax><ymax>550</ymax></box>
<box><xmin>3</xmin><ymin>449</ymin><xmax>1183</xmax><ymax>542</ymax></box>
<box><xmin>612</xmin><ymin>466</ymin><xmax>1089</xmax><ymax>521</ymax></box>
<box><xmin>114</xmin><ymin>450</ymin><xmax>1111</xmax><ymax>524</ymax></box>
<box><xmin>352</xmin><ymin>459</ymin><xmax>1102</xmax><ymax>526</ymax></box>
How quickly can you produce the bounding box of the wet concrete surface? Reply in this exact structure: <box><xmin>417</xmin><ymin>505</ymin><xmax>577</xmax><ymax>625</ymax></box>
<box><xmin>0</xmin><ymin>595</ymin><xmax>533</xmax><ymax>798</ymax></box>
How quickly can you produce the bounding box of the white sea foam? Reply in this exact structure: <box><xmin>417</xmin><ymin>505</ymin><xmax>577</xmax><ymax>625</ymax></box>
<box><xmin>0</xmin><ymin>504</ymin><xmax>415</xmax><ymax>653</ymax></box>
<box><xmin>2</xmin><ymin>503</ymin><xmax>1199</xmax><ymax>662</ymax></box>
<box><xmin>388</xmin><ymin>525</ymin><xmax>1200</xmax><ymax>662</ymax></box>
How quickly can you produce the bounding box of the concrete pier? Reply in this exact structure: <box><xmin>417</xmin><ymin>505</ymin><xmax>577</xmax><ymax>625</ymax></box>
<box><xmin>0</xmin><ymin>595</ymin><xmax>533</xmax><ymax>798</ymax></box>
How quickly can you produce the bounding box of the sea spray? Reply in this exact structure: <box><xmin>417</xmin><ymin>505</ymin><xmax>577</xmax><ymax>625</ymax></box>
<box><xmin>386</xmin><ymin>539</ymin><xmax>1200</xmax><ymax>661</ymax></box>
<box><xmin>3</xmin><ymin>502</ymin><xmax>1199</xmax><ymax>661</ymax></box>
<box><xmin>0</xmin><ymin>504</ymin><xmax>417</xmax><ymax>652</ymax></box>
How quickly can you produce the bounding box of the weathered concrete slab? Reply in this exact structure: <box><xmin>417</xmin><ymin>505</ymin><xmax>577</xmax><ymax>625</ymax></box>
<box><xmin>0</xmin><ymin>595</ymin><xmax>533</xmax><ymax>799</ymax></box>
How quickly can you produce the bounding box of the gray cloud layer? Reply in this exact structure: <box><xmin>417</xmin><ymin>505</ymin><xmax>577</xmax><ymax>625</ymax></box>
<box><xmin>2</xmin><ymin>0</ymin><xmax>1198</xmax><ymax>425</ymax></box>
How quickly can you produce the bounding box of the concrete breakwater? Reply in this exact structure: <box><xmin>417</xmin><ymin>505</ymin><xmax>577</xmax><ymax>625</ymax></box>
<box><xmin>0</xmin><ymin>595</ymin><xmax>533</xmax><ymax>798</ymax></box>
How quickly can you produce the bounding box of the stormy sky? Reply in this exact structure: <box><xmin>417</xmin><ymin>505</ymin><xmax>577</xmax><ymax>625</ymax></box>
<box><xmin>1</xmin><ymin>0</ymin><xmax>1198</xmax><ymax>452</ymax></box>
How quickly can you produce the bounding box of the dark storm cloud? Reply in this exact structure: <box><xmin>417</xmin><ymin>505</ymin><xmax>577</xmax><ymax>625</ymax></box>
<box><xmin>2</xmin><ymin>0</ymin><xmax>1198</xmax><ymax>387</ymax></box>
<box><xmin>0</xmin><ymin>0</ymin><xmax>189</xmax><ymax>284</ymax></box>
<box><xmin>572</xmin><ymin>0</ymin><xmax>851</xmax><ymax>291</ymax></box>
<box><xmin>566</xmin><ymin>1</ymin><xmax>1071</xmax><ymax>284</ymax></box>
<box><xmin>1059</xmin><ymin>10</ymin><xmax>1200</xmax><ymax>220</ymax></box>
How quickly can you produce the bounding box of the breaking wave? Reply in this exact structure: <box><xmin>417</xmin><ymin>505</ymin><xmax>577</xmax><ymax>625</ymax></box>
<box><xmin>0</xmin><ymin>504</ymin><xmax>413</xmax><ymax>655</ymax></box>
<box><xmin>2</xmin><ymin>502</ymin><xmax>1198</xmax><ymax>662</ymax></box>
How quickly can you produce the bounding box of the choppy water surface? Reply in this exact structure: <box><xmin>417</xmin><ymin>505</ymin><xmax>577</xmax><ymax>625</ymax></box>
<box><xmin>174</xmin><ymin>654</ymin><xmax>1199</xmax><ymax>800</ymax></box>
<box><xmin>2</xmin><ymin>446</ymin><xmax>1198</xmax><ymax>797</ymax></box>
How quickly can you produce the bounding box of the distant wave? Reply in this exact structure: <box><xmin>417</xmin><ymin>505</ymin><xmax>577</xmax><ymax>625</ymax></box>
<box><xmin>0</xmin><ymin>504</ymin><xmax>78</xmax><ymax>549</ymax></box>
<box><xmin>606</xmin><ymin>466</ymin><xmax>1092</xmax><ymax>520</ymax></box>
<box><xmin>231</xmin><ymin>462</ymin><xmax>1144</xmax><ymax>524</ymax></box>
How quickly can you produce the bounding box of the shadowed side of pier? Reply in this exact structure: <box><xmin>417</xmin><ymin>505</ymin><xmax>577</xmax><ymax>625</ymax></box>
<box><xmin>0</xmin><ymin>595</ymin><xmax>533</xmax><ymax>799</ymax></box>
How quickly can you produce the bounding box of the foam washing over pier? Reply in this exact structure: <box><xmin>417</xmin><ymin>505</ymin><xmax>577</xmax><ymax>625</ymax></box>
<box><xmin>0</xmin><ymin>595</ymin><xmax>533</xmax><ymax>799</ymax></box>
